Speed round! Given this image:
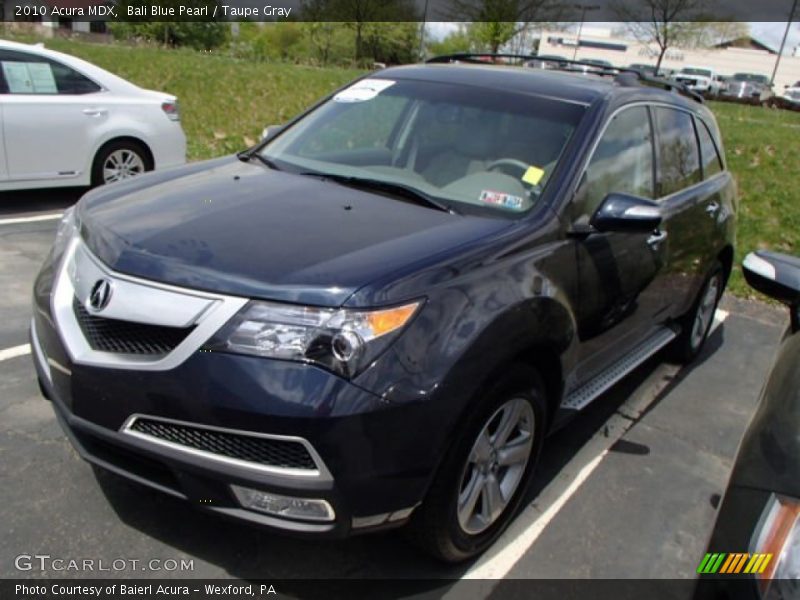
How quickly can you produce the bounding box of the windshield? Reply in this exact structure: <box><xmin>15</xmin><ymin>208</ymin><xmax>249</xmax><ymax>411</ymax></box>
<box><xmin>680</xmin><ymin>68</ymin><xmax>712</xmax><ymax>77</ymax></box>
<box><xmin>733</xmin><ymin>73</ymin><xmax>768</xmax><ymax>83</ymax></box>
<box><xmin>259</xmin><ymin>77</ymin><xmax>585</xmax><ymax>217</ymax></box>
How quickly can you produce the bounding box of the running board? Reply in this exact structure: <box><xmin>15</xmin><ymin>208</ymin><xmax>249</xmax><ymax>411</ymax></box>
<box><xmin>560</xmin><ymin>327</ymin><xmax>678</xmax><ymax>411</ymax></box>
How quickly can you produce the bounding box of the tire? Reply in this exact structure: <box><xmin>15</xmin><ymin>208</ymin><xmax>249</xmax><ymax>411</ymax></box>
<box><xmin>669</xmin><ymin>261</ymin><xmax>724</xmax><ymax>364</ymax></box>
<box><xmin>406</xmin><ymin>364</ymin><xmax>548</xmax><ymax>562</ymax></box>
<box><xmin>91</xmin><ymin>140</ymin><xmax>152</xmax><ymax>187</ymax></box>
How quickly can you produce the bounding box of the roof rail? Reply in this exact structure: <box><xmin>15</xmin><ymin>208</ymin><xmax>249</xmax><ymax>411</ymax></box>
<box><xmin>425</xmin><ymin>53</ymin><xmax>704</xmax><ymax>104</ymax></box>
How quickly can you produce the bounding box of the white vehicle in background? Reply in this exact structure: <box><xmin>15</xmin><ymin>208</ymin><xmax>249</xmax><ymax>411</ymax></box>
<box><xmin>674</xmin><ymin>66</ymin><xmax>723</xmax><ymax>97</ymax></box>
<box><xmin>0</xmin><ymin>40</ymin><xmax>186</xmax><ymax>191</ymax></box>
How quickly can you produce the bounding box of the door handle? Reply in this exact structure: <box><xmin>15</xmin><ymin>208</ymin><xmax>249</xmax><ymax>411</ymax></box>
<box><xmin>706</xmin><ymin>201</ymin><xmax>720</xmax><ymax>216</ymax></box>
<box><xmin>82</xmin><ymin>107</ymin><xmax>107</xmax><ymax>117</ymax></box>
<box><xmin>647</xmin><ymin>230</ymin><xmax>668</xmax><ymax>248</ymax></box>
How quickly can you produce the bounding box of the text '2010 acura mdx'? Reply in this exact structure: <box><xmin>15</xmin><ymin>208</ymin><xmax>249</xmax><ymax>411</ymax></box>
<box><xmin>31</xmin><ymin>56</ymin><xmax>736</xmax><ymax>562</ymax></box>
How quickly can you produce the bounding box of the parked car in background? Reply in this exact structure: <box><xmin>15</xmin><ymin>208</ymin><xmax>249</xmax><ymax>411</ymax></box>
<box><xmin>32</xmin><ymin>56</ymin><xmax>736</xmax><ymax>563</ymax></box>
<box><xmin>0</xmin><ymin>39</ymin><xmax>186</xmax><ymax>191</ymax></box>
<box><xmin>627</xmin><ymin>63</ymin><xmax>656</xmax><ymax>76</ymax></box>
<box><xmin>674</xmin><ymin>67</ymin><xmax>724</xmax><ymax>98</ymax></box>
<box><xmin>694</xmin><ymin>251</ymin><xmax>800</xmax><ymax>600</ymax></box>
<box><xmin>777</xmin><ymin>81</ymin><xmax>800</xmax><ymax>111</ymax></box>
<box><xmin>523</xmin><ymin>54</ymin><xmax>568</xmax><ymax>69</ymax></box>
<box><xmin>719</xmin><ymin>73</ymin><xmax>773</xmax><ymax>105</ymax></box>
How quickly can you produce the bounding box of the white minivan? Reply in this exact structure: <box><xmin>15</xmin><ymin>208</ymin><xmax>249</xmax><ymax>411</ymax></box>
<box><xmin>0</xmin><ymin>40</ymin><xmax>186</xmax><ymax>191</ymax></box>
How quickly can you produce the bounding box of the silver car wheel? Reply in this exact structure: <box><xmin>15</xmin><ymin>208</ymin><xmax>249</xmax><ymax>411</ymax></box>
<box><xmin>103</xmin><ymin>149</ymin><xmax>145</xmax><ymax>183</ymax></box>
<box><xmin>457</xmin><ymin>397</ymin><xmax>534</xmax><ymax>535</ymax></box>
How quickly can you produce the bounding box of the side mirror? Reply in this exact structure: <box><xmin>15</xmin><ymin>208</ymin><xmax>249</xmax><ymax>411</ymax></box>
<box><xmin>590</xmin><ymin>193</ymin><xmax>662</xmax><ymax>234</ymax></box>
<box><xmin>743</xmin><ymin>251</ymin><xmax>800</xmax><ymax>307</ymax></box>
<box><xmin>261</xmin><ymin>124</ymin><xmax>284</xmax><ymax>142</ymax></box>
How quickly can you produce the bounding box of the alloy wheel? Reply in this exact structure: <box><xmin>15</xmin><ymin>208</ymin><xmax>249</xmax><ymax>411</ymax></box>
<box><xmin>103</xmin><ymin>149</ymin><xmax>145</xmax><ymax>183</ymax></box>
<box><xmin>457</xmin><ymin>397</ymin><xmax>534</xmax><ymax>535</ymax></box>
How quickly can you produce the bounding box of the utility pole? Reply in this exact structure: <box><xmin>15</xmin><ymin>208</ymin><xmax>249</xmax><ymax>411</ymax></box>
<box><xmin>770</xmin><ymin>0</ymin><xmax>798</xmax><ymax>86</ymax></box>
<box><xmin>572</xmin><ymin>4</ymin><xmax>601</xmax><ymax>60</ymax></box>
<box><xmin>418</xmin><ymin>0</ymin><xmax>429</xmax><ymax>60</ymax></box>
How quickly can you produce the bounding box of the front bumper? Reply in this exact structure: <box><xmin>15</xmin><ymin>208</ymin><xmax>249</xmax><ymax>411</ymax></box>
<box><xmin>30</xmin><ymin>243</ymin><xmax>435</xmax><ymax>538</ymax></box>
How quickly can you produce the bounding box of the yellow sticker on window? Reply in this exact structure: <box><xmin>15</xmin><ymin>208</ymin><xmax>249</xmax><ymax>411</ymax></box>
<box><xmin>522</xmin><ymin>166</ymin><xmax>545</xmax><ymax>186</ymax></box>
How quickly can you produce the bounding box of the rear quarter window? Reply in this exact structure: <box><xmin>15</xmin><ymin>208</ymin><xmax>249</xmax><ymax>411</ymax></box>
<box><xmin>695</xmin><ymin>118</ymin><xmax>723</xmax><ymax>179</ymax></box>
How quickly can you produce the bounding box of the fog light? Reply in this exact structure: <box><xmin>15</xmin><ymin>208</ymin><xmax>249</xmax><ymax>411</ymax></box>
<box><xmin>231</xmin><ymin>485</ymin><xmax>335</xmax><ymax>522</ymax></box>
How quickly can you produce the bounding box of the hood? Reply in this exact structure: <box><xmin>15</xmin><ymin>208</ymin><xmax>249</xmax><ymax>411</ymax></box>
<box><xmin>78</xmin><ymin>157</ymin><xmax>511</xmax><ymax>307</ymax></box>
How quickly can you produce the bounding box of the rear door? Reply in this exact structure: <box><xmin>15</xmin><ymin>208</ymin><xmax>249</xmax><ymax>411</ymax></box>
<box><xmin>0</xmin><ymin>49</ymin><xmax>105</xmax><ymax>183</ymax></box>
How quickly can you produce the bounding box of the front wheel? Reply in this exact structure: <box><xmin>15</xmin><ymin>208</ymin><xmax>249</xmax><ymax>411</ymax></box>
<box><xmin>669</xmin><ymin>262</ymin><xmax>724</xmax><ymax>364</ymax></box>
<box><xmin>406</xmin><ymin>365</ymin><xmax>547</xmax><ymax>562</ymax></box>
<box><xmin>91</xmin><ymin>140</ymin><xmax>151</xmax><ymax>187</ymax></box>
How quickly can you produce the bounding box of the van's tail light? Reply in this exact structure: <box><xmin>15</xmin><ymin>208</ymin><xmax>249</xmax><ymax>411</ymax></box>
<box><xmin>751</xmin><ymin>494</ymin><xmax>800</xmax><ymax>597</ymax></box>
<box><xmin>162</xmin><ymin>100</ymin><xmax>180</xmax><ymax>121</ymax></box>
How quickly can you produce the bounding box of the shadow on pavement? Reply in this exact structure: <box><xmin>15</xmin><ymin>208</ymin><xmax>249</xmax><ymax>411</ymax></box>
<box><xmin>0</xmin><ymin>187</ymin><xmax>87</xmax><ymax>217</ymax></box>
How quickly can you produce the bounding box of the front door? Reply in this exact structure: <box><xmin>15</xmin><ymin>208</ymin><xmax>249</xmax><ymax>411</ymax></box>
<box><xmin>570</xmin><ymin>105</ymin><xmax>669</xmax><ymax>384</ymax></box>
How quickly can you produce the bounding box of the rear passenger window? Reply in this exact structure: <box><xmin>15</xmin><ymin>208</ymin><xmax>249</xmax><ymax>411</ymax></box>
<box><xmin>0</xmin><ymin>50</ymin><xmax>100</xmax><ymax>95</ymax></box>
<box><xmin>575</xmin><ymin>106</ymin><xmax>654</xmax><ymax>216</ymax></box>
<box><xmin>653</xmin><ymin>107</ymin><xmax>701</xmax><ymax>196</ymax></box>
<box><xmin>696</xmin><ymin>118</ymin><xmax>723</xmax><ymax>178</ymax></box>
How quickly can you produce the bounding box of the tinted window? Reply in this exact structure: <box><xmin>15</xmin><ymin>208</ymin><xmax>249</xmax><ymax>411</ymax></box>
<box><xmin>0</xmin><ymin>50</ymin><xmax>100</xmax><ymax>95</ymax></box>
<box><xmin>696</xmin><ymin>118</ymin><xmax>723</xmax><ymax>178</ymax></box>
<box><xmin>575</xmin><ymin>106</ymin><xmax>654</xmax><ymax>216</ymax></box>
<box><xmin>653</xmin><ymin>107</ymin><xmax>701</xmax><ymax>197</ymax></box>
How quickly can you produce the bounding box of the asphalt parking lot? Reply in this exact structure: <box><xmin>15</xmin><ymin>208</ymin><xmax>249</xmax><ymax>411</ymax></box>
<box><xmin>0</xmin><ymin>189</ymin><xmax>787</xmax><ymax>588</ymax></box>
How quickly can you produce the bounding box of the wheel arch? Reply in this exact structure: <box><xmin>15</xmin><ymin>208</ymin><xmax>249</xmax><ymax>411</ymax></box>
<box><xmin>93</xmin><ymin>136</ymin><xmax>155</xmax><ymax>171</ymax></box>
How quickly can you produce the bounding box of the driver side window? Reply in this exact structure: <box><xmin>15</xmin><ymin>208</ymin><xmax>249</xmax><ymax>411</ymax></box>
<box><xmin>574</xmin><ymin>106</ymin><xmax>654</xmax><ymax>218</ymax></box>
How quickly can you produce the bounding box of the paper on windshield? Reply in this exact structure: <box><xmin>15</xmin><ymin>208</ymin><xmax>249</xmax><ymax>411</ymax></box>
<box><xmin>1</xmin><ymin>61</ymin><xmax>57</xmax><ymax>93</ymax></box>
<box><xmin>334</xmin><ymin>79</ymin><xmax>395</xmax><ymax>103</ymax></box>
<box><xmin>522</xmin><ymin>166</ymin><xmax>545</xmax><ymax>186</ymax></box>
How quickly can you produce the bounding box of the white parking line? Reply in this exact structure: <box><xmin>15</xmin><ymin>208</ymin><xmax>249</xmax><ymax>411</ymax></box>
<box><xmin>451</xmin><ymin>309</ymin><xmax>730</xmax><ymax>588</ymax></box>
<box><xmin>0</xmin><ymin>212</ymin><xmax>63</xmax><ymax>226</ymax></box>
<box><xmin>0</xmin><ymin>343</ymin><xmax>31</xmax><ymax>362</ymax></box>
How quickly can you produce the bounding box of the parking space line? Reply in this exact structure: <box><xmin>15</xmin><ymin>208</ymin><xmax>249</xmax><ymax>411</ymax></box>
<box><xmin>453</xmin><ymin>309</ymin><xmax>730</xmax><ymax>586</ymax></box>
<box><xmin>0</xmin><ymin>344</ymin><xmax>31</xmax><ymax>362</ymax></box>
<box><xmin>0</xmin><ymin>213</ymin><xmax>63</xmax><ymax>226</ymax></box>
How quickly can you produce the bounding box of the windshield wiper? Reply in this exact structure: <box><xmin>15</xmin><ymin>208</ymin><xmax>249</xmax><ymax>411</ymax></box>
<box><xmin>237</xmin><ymin>150</ymin><xmax>280</xmax><ymax>171</ymax></box>
<box><xmin>300</xmin><ymin>172</ymin><xmax>456</xmax><ymax>214</ymax></box>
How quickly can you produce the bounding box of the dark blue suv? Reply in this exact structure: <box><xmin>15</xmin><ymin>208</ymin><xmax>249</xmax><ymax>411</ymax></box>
<box><xmin>31</xmin><ymin>56</ymin><xmax>736</xmax><ymax>562</ymax></box>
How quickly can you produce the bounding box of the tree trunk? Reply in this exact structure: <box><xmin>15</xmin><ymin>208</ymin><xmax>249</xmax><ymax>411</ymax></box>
<box><xmin>654</xmin><ymin>46</ymin><xmax>667</xmax><ymax>76</ymax></box>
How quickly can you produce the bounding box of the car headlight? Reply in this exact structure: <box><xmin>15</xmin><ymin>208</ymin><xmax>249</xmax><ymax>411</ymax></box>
<box><xmin>751</xmin><ymin>494</ymin><xmax>800</xmax><ymax>599</ymax></box>
<box><xmin>205</xmin><ymin>300</ymin><xmax>421</xmax><ymax>378</ymax></box>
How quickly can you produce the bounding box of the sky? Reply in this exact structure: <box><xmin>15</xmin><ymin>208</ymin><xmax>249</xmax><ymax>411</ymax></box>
<box><xmin>426</xmin><ymin>22</ymin><xmax>800</xmax><ymax>55</ymax></box>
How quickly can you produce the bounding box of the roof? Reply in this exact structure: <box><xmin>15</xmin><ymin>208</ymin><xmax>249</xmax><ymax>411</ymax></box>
<box><xmin>379</xmin><ymin>63</ymin><xmax>702</xmax><ymax>110</ymax></box>
<box><xmin>379</xmin><ymin>63</ymin><xmax>616</xmax><ymax>106</ymax></box>
<box><xmin>714</xmin><ymin>36</ymin><xmax>777</xmax><ymax>54</ymax></box>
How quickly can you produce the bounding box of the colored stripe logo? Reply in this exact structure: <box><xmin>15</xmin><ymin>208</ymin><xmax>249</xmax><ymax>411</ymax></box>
<box><xmin>697</xmin><ymin>553</ymin><xmax>773</xmax><ymax>574</ymax></box>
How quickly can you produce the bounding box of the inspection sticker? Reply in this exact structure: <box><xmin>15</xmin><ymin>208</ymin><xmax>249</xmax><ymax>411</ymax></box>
<box><xmin>334</xmin><ymin>79</ymin><xmax>395</xmax><ymax>103</ymax></box>
<box><xmin>522</xmin><ymin>165</ymin><xmax>545</xmax><ymax>186</ymax></box>
<box><xmin>479</xmin><ymin>190</ymin><xmax>525</xmax><ymax>211</ymax></box>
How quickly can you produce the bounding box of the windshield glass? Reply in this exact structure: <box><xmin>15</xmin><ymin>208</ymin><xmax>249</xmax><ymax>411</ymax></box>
<box><xmin>681</xmin><ymin>68</ymin><xmax>712</xmax><ymax>77</ymax></box>
<box><xmin>259</xmin><ymin>77</ymin><xmax>585</xmax><ymax>217</ymax></box>
<box><xmin>732</xmin><ymin>73</ymin><xmax>768</xmax><ymax>83</ymax></box>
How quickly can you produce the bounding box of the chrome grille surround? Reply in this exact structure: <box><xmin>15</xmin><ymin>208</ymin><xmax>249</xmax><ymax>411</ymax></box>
<box><xmin>121</xmin><ymin>414</ymin><xmax>331</xmax><ymax>480</ymax></box>
<box><xmin>51</xmin><ymin>236</ymin><xmax>247</xmax><ymax>370</ymax></box>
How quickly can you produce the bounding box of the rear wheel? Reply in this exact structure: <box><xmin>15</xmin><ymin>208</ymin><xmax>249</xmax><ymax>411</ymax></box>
<box><xmin>91</xmin><ymin>140</ymin><xmax>151</xmax><ymax>186</ymax></box>
<box><xmin>406</xmin><ymin>365</ymin><xmax>547</xmax><ymax>562</ymax></box>
<box><xmin>669</xmin><ymin>261</ymin><xmax>724</xmax><ymax>364</ymax></box>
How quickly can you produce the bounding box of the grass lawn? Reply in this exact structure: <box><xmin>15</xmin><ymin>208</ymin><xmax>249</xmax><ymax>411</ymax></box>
<box><xmin>708</xmin><ymin>101</ymin><xmax>800</xmax><ymax>297</ymax></box>
<box><xmin>3</xmin><ymin>36</ymin><xmax>797</xmax><ymax>298</ymax></box>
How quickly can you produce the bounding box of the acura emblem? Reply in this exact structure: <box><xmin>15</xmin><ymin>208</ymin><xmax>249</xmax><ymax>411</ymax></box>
<box><xmin>88</xmin><ymin>279</ymin><xmax>113</xmax><ymax>312</ymax></box>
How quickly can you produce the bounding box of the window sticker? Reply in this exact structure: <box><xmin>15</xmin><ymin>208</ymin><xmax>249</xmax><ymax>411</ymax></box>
<box><xmin>479</xmin><ymin>190</ymin><xmax>525</xmax><ymax>211</ymax></box>
<box><xmin>522</xmin><ymin>165</ymin><xmax>545</xmax><ymax>186</ymax></box>
<box><xmin>333</xmin><ymin>79</ymin><xmax>395</xmax><ymax>103</ymax></box>
<box><xmin>1</xmin><ymin>61</ymin><xmax>56</xmax><ymax>93</ymax></box>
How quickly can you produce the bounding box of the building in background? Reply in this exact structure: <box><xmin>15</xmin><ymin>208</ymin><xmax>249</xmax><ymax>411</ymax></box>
<box><xmin>537</xmin><ymin>26</ymin><xmax>800</xmax><ymax>92</ymax></box>
<box><xmin>2</xmin><ymin>0</ymin><xmax>110</xmax><ymax>39</ymax></box>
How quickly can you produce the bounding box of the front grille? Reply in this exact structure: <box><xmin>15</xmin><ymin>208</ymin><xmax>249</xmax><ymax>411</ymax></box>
<box><xmin>73</xmin><ymin>298</ymin><xmax>193</xmax><ymax>356</ymax></box>
<box><xmin>128</xmin><ymin>418</ymin><xmax>318</xmax><ymax>471</ymax></box>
